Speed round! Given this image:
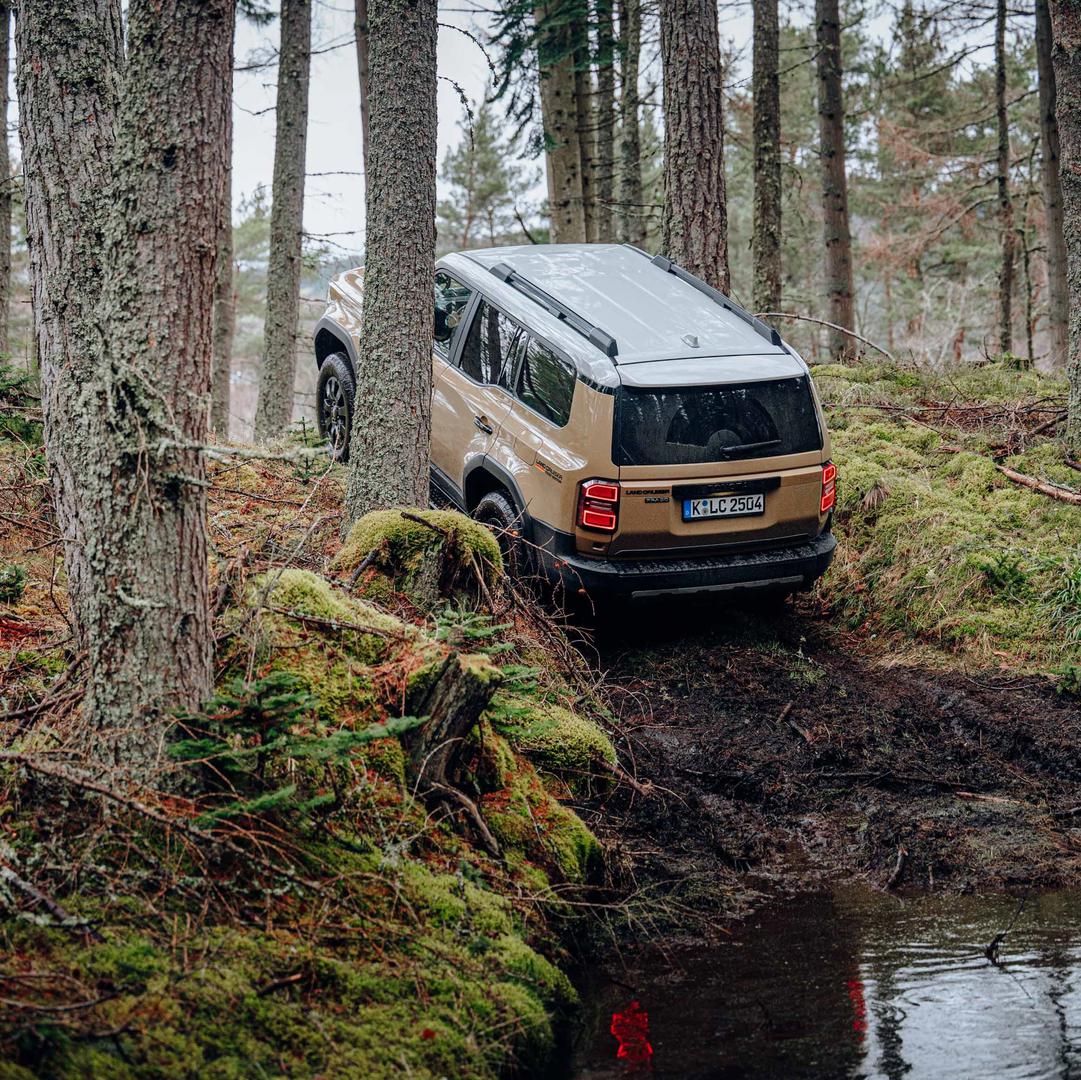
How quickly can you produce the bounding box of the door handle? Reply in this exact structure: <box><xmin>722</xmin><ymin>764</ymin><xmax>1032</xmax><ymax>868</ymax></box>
<box><xmin>474</xmin><ymin>415</ymin><xmax>493</xmax><ymax>434</ymax></box>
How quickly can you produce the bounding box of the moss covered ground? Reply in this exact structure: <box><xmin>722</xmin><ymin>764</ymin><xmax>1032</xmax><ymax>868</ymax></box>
<box><xmin>814</xmin><ymin>361</ymin><xmax>1079</xmax><ymax>676</ymax></box>
<box><xmin>0</xmin><ymin>450</ymin><xmax>617</xmax><ymax>1079</ymax></box>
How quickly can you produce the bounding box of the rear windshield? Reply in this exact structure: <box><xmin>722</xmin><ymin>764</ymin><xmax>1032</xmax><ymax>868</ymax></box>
<box><xmin>615</xmin><ymin>377</ymin><xmax>821</xmax><ymax>466</ymax></box>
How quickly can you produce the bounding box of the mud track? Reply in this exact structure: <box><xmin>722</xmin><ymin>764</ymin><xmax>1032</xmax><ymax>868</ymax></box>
<box><xmin>581</xmin><ymin>600</ymin><xmax>1081</xmax><ymax>919</ymax></box>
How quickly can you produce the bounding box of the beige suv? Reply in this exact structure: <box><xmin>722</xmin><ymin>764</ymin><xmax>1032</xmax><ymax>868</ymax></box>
<box><xmin>314</xmin><ymin>244</ymin><xmax>836</xmax><ymax>600</ymax></box>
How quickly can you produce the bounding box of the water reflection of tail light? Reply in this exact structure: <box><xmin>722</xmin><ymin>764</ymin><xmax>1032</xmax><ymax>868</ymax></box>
<box><xmin>578</xmin><ymin>479</ymin><xmax>620</xmax><ymax>532</ymax></box>
<box><xmin>847</xmin><ymin>978</ymin><xmax>867</xmax><ymax>1039</ymax></box>
<box><xmin>611</xmin><ymin>1000</ymin><xmax>653</xmax><ymax>1068</ymax></box>
<box><xmin>821</xmin><ymin>462</ymin><xmax>837</xmax><ymax>514</ymax></box>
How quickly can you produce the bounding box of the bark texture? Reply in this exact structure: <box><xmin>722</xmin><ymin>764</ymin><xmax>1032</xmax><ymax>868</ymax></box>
<box><xmin>1038</xmin><ymin>0</ymin><xmax>1070</xmax><ymax>367</ymax></box>
<box><xmin>535</xmin><ymin>0</ymin><xmax>586</xmax><ymax>243</ymax></box>
<box><xmin>594</xmin><ymin>0</ymin><xmax>616</xmax><ymax>243</ymax></box>
<box><xmin>355</xmin><ymin>0</ymin><xmax>370</xmax><ymax>171</ymax></box>
<box><xmin>659</xmin><ymin>0</ymin><xmax>729</xmax><ymax>292</ymax></box>
<box><xmin>344</xmin><ymin>0</ymin><xmax>437</xmax><ymax>520</ymax></box>
<box><xmin>617</xmin><ymin>0</ymin><xmax>645</xmax><ymax>246</ymax></box>
<box><xmin>995</xmin><ymin>0</ymin><xmax>1016</xmax><ymax>357</ymax></box>
<box><xmin>752</xmin><ymin>0</ymin><xmax>782</xmax><ymax>315</ymax></box>
<box><xmin>210</xmin><ymin>34</ymin><xmax>236</xmax><ymax>437</ymax></box>
<box><xmin>1051</xmin><ymin>0</ymin><xmax>1081</xmax><ymax>450</ymax></box>
<box><xmin>575</xmin><ymin>48</ymin><xmax>596</xmax><ymax>243</ymax></box>
<box><xmin>254</xmin><ymin>0</ymin><xmax>311</xmax><ymax>441</ymax></box>
<box><xmin>0</xmin><ymin>2</ymin><xmax>11</xmax><ymax>357</ymax></box>
<box><xmin>815</xmin><ymin>0</ymin><xmax>855</xmax><ymax>360</ymax></box>
<box><xmin>18</xmin><ymin>0</ymin><xmax>233</xmax><ymax>771</ymax></box>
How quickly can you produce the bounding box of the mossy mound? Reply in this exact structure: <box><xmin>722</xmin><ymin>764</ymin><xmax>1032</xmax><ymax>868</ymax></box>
<box><xmin>492</xmin><ymin>693</ymin><xmax>616</xmax><ymax>796</ymax></box>
<box><xmin>1</xmin><ymin>851</ymin><xmax>577</xmax><ymax>1079</ymax></box>
<box><xmin>815</xmin><ymin>362</ymin><xmax>1080</xmax><ymax>671</ymax></box>
<box><xmin>471</xmin><ymin>722</ymin><xmax>603</xmax><ymax>884</ymax></box>
<box><xmin>333</xmin><ymin>509</ymin><xmax>502</xmax><ymax>609</ymax></box>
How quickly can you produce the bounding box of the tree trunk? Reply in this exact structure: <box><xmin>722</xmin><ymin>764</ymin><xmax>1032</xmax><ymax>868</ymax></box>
<box><xmin>752</xmin><ymin>0</ymin><xmax>782</xmax><ymax>316</ymax></box>
<box><xmin>253</xmin><ymin>0</ymin><xmax>312</xmax><ymax>442</ymax></box>
<box><xmin>996</xmin><ymin>0</ymin><xmax>1016</xmax><ymax>358</ymax></box>
<box><xmin>574</xmin><ymin>42</ymin><xmax>596</xmax><ymax>243</ymax></box>
<box><xmin>17</xmin><ymin>0</ymin><xmax>232</xmax><ymax>773</ymax></box>
<box><xmin>659</xmin><ymin>0</ymin><xmax>729</xmax><ymax>292</ymax></box>
<box><xmin>535</xmin><ymin>0</ymin><xmax>586</xmax><ymax>243</ymax></box>
<box><xmin>210</xmin><ymin>40</ymin><xmax>236</xmax><ymax>437</ymax></box>
<box><xmin>355</xmin><ymin>0</ymin><xmax>370</xmax><ymax>173</ymax></box>
<box><xmin>1051</xmin><ymin>0</ymin><xmax>1081</xmax><ymax>451</ymax></box>
<box><xmin>1037</xmin><ymin>0</ymin><xmax>1070</xmax><ymax>367</ymax></box>
<box><xmin>617</xmin><ymin>0</ymin><xmax>645</xmax><ymax>246</ymax></box>
<box><xmin>344</xmin><ymin>0</ymin><xmax>437</xmax><ymax>520</ymax></box>
<box><xmin>0</xmin><ymin>2</ymin><xmax>10</xmax><ymax>358</ymax></box>
<box><xmin>595</xmin><ymin>0</ymin><xmax>616</xmax><ymax>243</ymax></box>
<box><xmin>815</xmin><ymin>0</ymin><xmax>856</xmax><ymax>361</ymax></box>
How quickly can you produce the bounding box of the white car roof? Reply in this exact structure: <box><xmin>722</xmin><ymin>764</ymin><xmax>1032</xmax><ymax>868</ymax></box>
<box><xmin>438</xmin><ymin>244</ymin><xmax>806</xmax><ymax>389</ymax></box>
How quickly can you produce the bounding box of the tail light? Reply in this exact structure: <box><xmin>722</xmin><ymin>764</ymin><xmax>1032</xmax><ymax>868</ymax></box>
<box><xmin>578</xmin><ymin>479</ymin><xmax>620</xmax><ymax>532</ymax></box>
<box><xmin>821</xmin><ymin>462</ymin><xmax>837</xmax><ymax>514</ymax></box>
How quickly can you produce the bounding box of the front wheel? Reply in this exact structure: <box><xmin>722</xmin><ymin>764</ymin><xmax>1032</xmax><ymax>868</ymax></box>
<box><xmin>316</xmin><ymin>353</ymin><xmax>355</xmax><ymax>463</ymax></box>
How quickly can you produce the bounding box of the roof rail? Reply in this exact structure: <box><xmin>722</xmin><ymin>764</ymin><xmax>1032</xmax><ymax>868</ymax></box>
<box><xmin>626</xmin><ymin>245</ymin><xmax>783</xmax><ymax>348</ymax></box>
<box><xmin>488</xmin><ymin>262</ymin><xmax>619</xmax><ymax>358</ymax></box>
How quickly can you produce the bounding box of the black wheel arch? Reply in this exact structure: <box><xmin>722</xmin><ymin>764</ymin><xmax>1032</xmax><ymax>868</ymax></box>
<box><xmin>314</xmin><ymin>317</ymin><xmax>357</xmax><ymax>376</ymax></box>
<box><xmin>463</xmin><ymin>459</ymin><xmax>534</xmax><ymax>543</ymax></box>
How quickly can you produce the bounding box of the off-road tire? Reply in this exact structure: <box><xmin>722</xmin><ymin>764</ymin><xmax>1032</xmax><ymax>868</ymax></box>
<box><xmin>316</xmin><ymin>352</ymin><xmax>355</xmax><ymax>463</ymax></box>
<box><xmin>473</xmin><ymin>490</ymin><xmax>526</xmax><ymax>579</ymax></box>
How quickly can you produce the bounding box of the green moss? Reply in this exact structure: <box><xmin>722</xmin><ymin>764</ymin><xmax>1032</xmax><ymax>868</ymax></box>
<box><xmin>333</xmin><ymin>509</ymin><xmax>502</xmax><ymax>609</ymax></box>
<box><xmin>818</xmin><ymin>364</ymin><xmax>1080</xmax><ymax>671</ymax></box>
<box><xmin>494</xmin><ymin>695</ymin><xmax>616</xmax><ymax>795</ymax></box>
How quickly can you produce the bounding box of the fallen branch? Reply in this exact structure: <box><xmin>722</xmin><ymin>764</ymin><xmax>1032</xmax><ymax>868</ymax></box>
<box><xmin>985</xmin><ymin>895</ymin><xmax>1027</xmax><ymax>966</ymax></box>
<box><xmin>0</xmin><ymin>862</ymin><xmax>103</xmax><ymax>942</ymax></box>
<box><xmin>884</xmin><ymin>844</ymin><xmax>908</xmax><ymax>891</ymax></box>
<box><xmin>754</xmin><ymin>311</ymin><xmax>897</xmax><ymax>364</ymax></box>
<box><xmin>994</xmin><ymin>465</ymin><xmax>1081</xmax><ymax>506</ymax></box>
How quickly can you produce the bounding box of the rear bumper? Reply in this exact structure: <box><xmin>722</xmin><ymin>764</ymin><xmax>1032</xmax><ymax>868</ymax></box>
<box><xmin>534</xmin><ymin>528</ymin><xmax>837</xmax><ymax>600</ymax></box>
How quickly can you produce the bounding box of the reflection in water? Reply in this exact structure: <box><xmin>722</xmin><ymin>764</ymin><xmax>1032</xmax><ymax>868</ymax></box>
<box><xmin>568</xmin><ymin>888</ymin><xmax>1081</xmax><ymax>1080</ymax></box>
<box><xmin>610</xmin><ymin>1001</ymin><xmax>653</xmax><ymax>1071</ymax></box>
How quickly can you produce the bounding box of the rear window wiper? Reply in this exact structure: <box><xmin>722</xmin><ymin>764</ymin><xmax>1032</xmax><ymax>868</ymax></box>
<box><xmin>715</xmin><ymin>439</ymin><xmax>781</xmax><ymax>457</ymax></box>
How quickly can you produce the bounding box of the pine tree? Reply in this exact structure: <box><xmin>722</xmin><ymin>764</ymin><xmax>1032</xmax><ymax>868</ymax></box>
<box><xmin>437</xmin><ymin>99</ymin><xmax>537</xmax><ymax>254</ymax></box>
<box><xmin>752</xmin><ymin>0</ymin><xmax>782</xmax><ymax>315</ymax></box>
<box><xmin>1050</xmin><ymin>0</ymin><xmax>1081</xmax><ymax>450</ymax></box>
<box><xmin>345</xmin><ymin>0</ymin><xmax>438</xmax><ymax>519</ymax></box>
<box><xmin>17</xmin><ymin>0</ymin><xmax>233</xmax><ymax>773</ymax></box>
<box><xmin>254</xmin><ymin>0</ymin><xmax>312</xmax><ymax>442</ymax></box>
<box><xmin>659</xmin><ymin>0</ymin><xmax>729</xmax><ymax>291</ymax></box>
<box><xmin>816</xmin><ymin>0</ymin><xmax>856</xmax><ymax>360</ymax></box>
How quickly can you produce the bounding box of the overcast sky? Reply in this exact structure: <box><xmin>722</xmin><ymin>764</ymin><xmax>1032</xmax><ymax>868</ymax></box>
<box><xmin>234</xmin><ymin>1</ymin><xmax>501</xmax><ymax>257</ymax></box>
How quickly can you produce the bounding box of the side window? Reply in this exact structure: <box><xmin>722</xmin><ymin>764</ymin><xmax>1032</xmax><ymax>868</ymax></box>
<box><xmin>458</xmin><ymin>300</ymin><xmax>521</xmax><ymax>385</ymax></box>
<box><xmin>434</xmin><ymin>271</ymin><xmax>473</xmax><ymax>359</ymax></box>
<box><xmin>516</xmin><ymin>337</ymin><xmax>576</xmax><ymax>427</ymax></box>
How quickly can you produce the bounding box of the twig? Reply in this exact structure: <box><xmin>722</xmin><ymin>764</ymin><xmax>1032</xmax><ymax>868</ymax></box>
<box><xmin>995</xmin><ymin>465</ymin><xmax>1081</xmax><ymax>505</ymax></box>
<box><xmin>985</xmin><ymin>895</ymin><xmax>1027</xmax><ymax>965</ymax></box>
<box><xmin>754</xmin><ymin>311</ymin><xmax>897</xmax><ymax>364</ymax></box>
<box><xmin>400</xmin><ymin>510</ymin><xmax>448</xmax><ymax>536</ymax></box>
<box><xmin>0</xmin><ymin>863</ymin><xmax>104</xmax><ymax>942</ymax></box>
<box><xmin>426</xmin><ymin>781</ymin><xmax>501</xmax><ymax>857</ymax></box>
<box><xmin>884</xmin><ymin>845</ymin><xmax>908</xmax><ymax>891</ymax></box>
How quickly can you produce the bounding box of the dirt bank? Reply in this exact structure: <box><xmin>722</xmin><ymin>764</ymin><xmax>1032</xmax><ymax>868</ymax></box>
<box><xmin>577</xmin><ymin>597</ymin><xmax>1081</xmax><ymax>924</ymax></box>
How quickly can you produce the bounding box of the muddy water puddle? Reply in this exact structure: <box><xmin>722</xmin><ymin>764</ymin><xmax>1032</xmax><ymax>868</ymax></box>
<box><xmin>568</xmin><ymin>887</ymin><xmax>1081</xmax><ymax>1079</ymax></box>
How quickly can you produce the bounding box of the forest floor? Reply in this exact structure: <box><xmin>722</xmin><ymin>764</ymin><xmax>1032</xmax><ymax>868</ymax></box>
<box><xmin>580</xmin><ymin>599</ymin><xmax>1081</xmax><ymax>937</ymax></box>
<box><xmin>571</xmin><ymin>358</ymin><xmax>1081</xmax><ymax>942</ymax></box>
<box><xmin>1</xmin><ymin>358</ymin><xmax>1079</xmax><ymax>1075</ymax></box>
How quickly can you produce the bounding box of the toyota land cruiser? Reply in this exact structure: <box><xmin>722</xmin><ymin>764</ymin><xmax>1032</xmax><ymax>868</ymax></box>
<box><xmin>313</xmin><ymin>244</ymin><xmax>836</xmax><ymax>601</ymax></box>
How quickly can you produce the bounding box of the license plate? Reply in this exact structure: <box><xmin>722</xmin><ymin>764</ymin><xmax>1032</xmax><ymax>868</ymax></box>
<box><xmin>683</xmin><ymin>493</ymin><xmax>765</xmax><ymax>520</ymax></box>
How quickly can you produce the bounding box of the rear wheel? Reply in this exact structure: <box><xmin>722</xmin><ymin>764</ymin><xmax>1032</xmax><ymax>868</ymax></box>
<box><xmin>473</xmin><ymin>490</ymin><xmax>525</xmax><ymax>578</ymax></box>
<box><xmin>316</xmin><ymin>353</ymin><xmax>355</xmax><ymax>463</ymax></box>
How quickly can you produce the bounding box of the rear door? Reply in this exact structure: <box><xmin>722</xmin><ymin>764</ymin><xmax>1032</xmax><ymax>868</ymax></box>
<box><xmin>610</xmin><ymin>376</ymin><xmax>827</xmax><ymax>556</ymax></box>
<box><xmin>431</xmin><ymin>288</ymin><xmax>519</xmax><ymax>497</ymax></box>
